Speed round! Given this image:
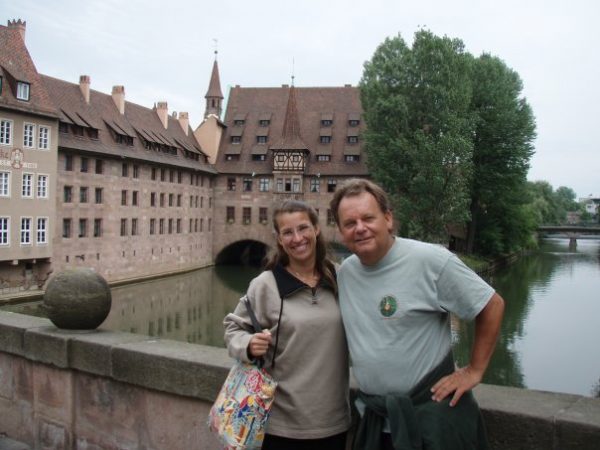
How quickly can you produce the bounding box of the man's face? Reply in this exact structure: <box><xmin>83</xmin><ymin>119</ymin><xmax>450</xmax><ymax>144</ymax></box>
<box><xmin>337</xmin><ymin>191</ymin><xmax>394</xmax><ymax>265</ymax></box>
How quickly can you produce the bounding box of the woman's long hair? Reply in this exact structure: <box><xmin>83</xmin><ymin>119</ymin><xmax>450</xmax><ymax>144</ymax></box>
<box><xmin>264</xmin><ymin>200</ymin><xmax>337</xmax><ymax>295</ymax></box>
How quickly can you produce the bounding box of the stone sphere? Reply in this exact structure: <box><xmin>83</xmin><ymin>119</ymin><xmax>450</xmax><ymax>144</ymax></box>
<box><xmin>43</xmin><ymin>268</ymin><xmax>112</xmax><ymax>330</ymax></box>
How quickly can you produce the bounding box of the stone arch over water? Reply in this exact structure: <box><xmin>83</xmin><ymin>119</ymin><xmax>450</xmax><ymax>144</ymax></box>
<box><xmin>215</xmin><ymin>239</ymin><xmax>270</xmax><ymax>266</ymax></box>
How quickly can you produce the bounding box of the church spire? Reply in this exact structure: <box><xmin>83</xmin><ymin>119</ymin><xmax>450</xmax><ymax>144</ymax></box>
<box><xmin>204</xmin><ymin>49</ymin><xmax>224</xmax><ymax>119</ymax></box>
<box><xmin>271</xmin><ymin>85</ymin><xmax>308</xmax><ymax>151</ymax></box>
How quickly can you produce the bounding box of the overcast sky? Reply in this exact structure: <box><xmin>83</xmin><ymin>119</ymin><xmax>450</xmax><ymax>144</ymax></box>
<box><xmin>3</xmin><ymin>0</ymin><xmax>598</xmax><ymax>198</ymax></box>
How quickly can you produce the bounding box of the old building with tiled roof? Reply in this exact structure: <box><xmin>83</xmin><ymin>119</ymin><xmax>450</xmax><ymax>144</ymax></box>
<box><xmin>42</xmin><ymin>73</ymin><xmax>217</xmax><ymax>282</ymax></box>
<box><xmin>211</xmin><ymin>81</ymin><xmax>368</xmax><ymax>258</ymax></box>
<box><xmin>0</xmin><ymin>20</ymin><xmax>59</xmax><ymax>292</ymax></box>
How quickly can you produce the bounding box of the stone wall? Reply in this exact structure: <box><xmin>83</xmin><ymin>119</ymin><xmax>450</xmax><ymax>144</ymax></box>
<box><xmin>0</xmin><ymin>311</ymin><xmax>598</xmax><ymax>450</ymax></box>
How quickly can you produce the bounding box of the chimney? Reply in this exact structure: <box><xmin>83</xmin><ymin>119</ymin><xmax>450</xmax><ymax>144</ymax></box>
<box><xmin>178</xmin><ymin>112</ymin><xmax>189</xmax><ymax>135</ymax></box>
<box><xmin>7</xmin><ymin>19</ymin><xmax>26</xmax><ymax>40</ymax></box>
<box><xmin>79</xmin><ymin>75</ymin><xmax>91</xmax><ymax>104</ymax></box>
<box><xmin>156</xmin><ymin>102</ymin><xmax>168</xmax><ymax>129</ymax></box>
<box><xmin>111</xmin><ymin>85</ymin><xmax>125</xmax><ymax>114</ymax></box>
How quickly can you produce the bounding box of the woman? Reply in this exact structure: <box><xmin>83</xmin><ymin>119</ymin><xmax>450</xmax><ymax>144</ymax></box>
<box><xmin>224</xmin><ymin>200</ymin><xmax>351</xmax><ymax>450</ymax></box>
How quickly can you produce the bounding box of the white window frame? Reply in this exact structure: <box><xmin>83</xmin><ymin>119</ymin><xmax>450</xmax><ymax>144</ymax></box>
<box><xmin>0</xmin><ymin>171</ymin><xmax>10</xmax><ymax>197</ymax></box>
<box><xmin>37</xmin><ymin>174</ymin><xmax>48</xmax><ymax>198</ymax></box>
<box><xmin>38</xmin><ymin>126</ymin><xmax>50</xmax><ymax>150</ymax></box>
<box><xmin>36</xmin><ymin>217</ymin><xmax>48</xmax><ymax>244</ymax></box>
<box><xmin>259</xmin><ymin>178</ymin><xmax>270</xmax><ymax>192</ymax></box>
<box><xmin>20</xmin><ymin>217</ymin><xmax>32</xmax><ymax>245</ymax></box>
<box><xmin>16</xmin><ymin>82</ymin><xmax>30</xmax><ymax>101</ymax></box>
<box><xmin>21</xmin><ymin>173</ymin><xmax>33</xmax><ymax>198</ymax></box>
<box><xmin>0</xmin><ymin>217</ymin><xmax>9</xmax><ymax>246</ymax></box>
<box><xmin>0</xmin><ymin>119</ymin><xmax>12</xmax><ymax>145</ymax></box>
<box><xmin>23</xmin><ymin>123</ymin><xmax>35</xmax><ymax>148</ymax></box>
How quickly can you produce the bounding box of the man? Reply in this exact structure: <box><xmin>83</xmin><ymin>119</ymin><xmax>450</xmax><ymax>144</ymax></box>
<box><xmin>330</xmin><ymin>178</ymin><xmax>504</xmax><ymax>450</ymax></box>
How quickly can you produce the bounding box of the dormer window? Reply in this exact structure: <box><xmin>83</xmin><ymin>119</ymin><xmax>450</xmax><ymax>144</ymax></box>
<box><xmin>347</xmin><ymin>136</ymin><xmax>359</xmax><ymax>144</ymax></box>
<box><xmin>319</xmin><ymin>136</ymin><xmax>332</xmax><ymax>144</ymax></box>
<box><xmin>231</xmin><ymin>136</ymin><xmax>241</xmax><ymax>144</ymax></box>
<box><xmin>321</xmin><ymin>113</ymin><xmax>334</xmax><ymax>127</ymax></box>
<box><xmin>257</xmin><ymin>135</ymin><xmax>268</xmax><ymax>144</ymax></box>
<box><xmin>259</xmin><ymin>119</ymin><xmax>270</xmax><ymax>126</ymax></box>
<box><xmin>349</xmin><ymin>119</ymin><xmax>360</xmax><ymax>127</ymax></box>
<box><xmin>348</xmin><ymin>113</ymin><xmax>361</xmax><ymax>127</ymax></box>
<box><xmin>16</xmin><ymin>82</ymin><xmax>30</xmax><ymax>101</ymax></box>
<box><xmin>234</xmin><ymin>119</ymin><xmax>245</xmax><ymax>126</ymax></box>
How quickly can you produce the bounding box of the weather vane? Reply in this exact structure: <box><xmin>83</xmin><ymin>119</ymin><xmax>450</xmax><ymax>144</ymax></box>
<box><xmin>212</xmin><ymin>38</ymin><xmax>218</xmax><ymax>58</ymax></box>
<box><xmin>291</xmin><ymin>57</ymin><xmax>295</xmax><ymax>86</ymax></box>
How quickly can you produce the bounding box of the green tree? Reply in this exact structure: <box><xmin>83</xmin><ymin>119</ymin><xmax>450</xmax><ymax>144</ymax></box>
<box><xmin>467</xmin><ymin>54</ymin><xmax>537</xmax><ymax>255</ymax></box>
<box><xmin>360</xmin><ymin>31</ymin><xmax>474</xmax><ymax>243</ymax></box>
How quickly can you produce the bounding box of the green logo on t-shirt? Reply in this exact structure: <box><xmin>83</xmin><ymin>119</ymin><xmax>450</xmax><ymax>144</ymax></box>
<box><xmin>379</xmin><ymin>295</ymin><xmax>397</xmax><ymax>317</ymax></box>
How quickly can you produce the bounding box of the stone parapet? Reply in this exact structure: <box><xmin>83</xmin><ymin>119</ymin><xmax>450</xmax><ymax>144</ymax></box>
<box><xmin>0</xmin><ymin>310</ymin><xmax>598</xmax><ymax>449</ymax></box>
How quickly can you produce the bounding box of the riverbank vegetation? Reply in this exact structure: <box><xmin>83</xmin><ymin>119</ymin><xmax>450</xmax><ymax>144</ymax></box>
<box><xmin>360</xmin><ymin>30</ymin><xmax>584</xmax><ymax>259</ymax></box>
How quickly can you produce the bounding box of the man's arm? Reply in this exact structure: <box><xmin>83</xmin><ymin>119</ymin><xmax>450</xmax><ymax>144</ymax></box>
<box><xmin>430</xmin><ymin>292</ymin><xmax>505</xmax><ymax>407</ymax></box>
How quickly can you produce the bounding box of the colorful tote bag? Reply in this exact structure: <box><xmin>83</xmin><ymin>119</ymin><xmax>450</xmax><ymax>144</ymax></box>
<box><xmin>208</xmin><ymin>296</ymin><xmax>278</xmax><ymax>449</ymax></box>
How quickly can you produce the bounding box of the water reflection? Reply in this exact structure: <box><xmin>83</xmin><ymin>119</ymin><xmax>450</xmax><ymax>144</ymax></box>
<box><xmin>453</xmin><ymin>238</ymin><xmax>600</xmax><ymax>397</ymax></box>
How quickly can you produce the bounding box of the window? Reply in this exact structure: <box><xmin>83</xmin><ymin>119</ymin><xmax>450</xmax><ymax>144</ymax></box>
<box><xmin>79</xmin><ymin>186</ymin><xmax>88</xmax><ymax>203</ymax></box>
<box><xmin>132</xmin><ymin>218</ymin><xmax>138</xmax><ymax>236</ymax></box>
<box><xmin>349</xmin><ymin>119</ymin><xmax>360</xmax><ymax>127</ymax></box>
<box><xmin>22</xmin><ymin>173</ymin><xmax>33</xmax><ymax>198</ymax></box>
<box><xmin>243</xmin><ymin>178</ymin><xmax>252</xmax><ymax>192</ymax></box>
<box><xmin>310</xmin><ymin>178</ymin><xmax>320</xmax><ymax>192</ymax></box>
<box><xmin>169</xmin><ymin>170</ymin><xmax>174</xmax><ymax>183</ymax></box>
<box><xmin>194</xmin><ymin>219</ymin><xmax>198</xmax><ymax>232</ymax></box>
<box><xmin>150</xmin><ymin>218</ymin><xmax>156</xmax><ymax>235</ymax></box>
<box><xmin>23</xmin><ymin>123</ymin><xmax>35</xmax><ymax>148</ymax></box>
<box><xmin>20</xmin><ymin>217</ymin><xmax>32</xmax><ymax>244</ymax></box>
<box><xmin>230</xmin><ymin>136</ymin><xmax>241</xmax><ymax>144</ymax></box>
<box><xmin>95</xmin><ymin>188</ymin><xmax>103</xmax><ymax>204</ymax></box>
<box><xmin>79</xmin><ymin>219</ymin><xmax>88</xmax><ymax>238</ymax></box>
<box><xmin>63</xmin><ymin>186</ymin><xmax>73</xmax><ymax>203</ymax></box>
<box><xmin>293</xmin><ymin>179</ymin><xmax>301</xmax><ymax>192</ymax></box>
<box><xmin>62</xmin><ymin>219</ymin><xmax>72</xmax><ymax>238</ymax></box>
<box><xmin>36</xmin><ymin>175</ymin><xmax>48</xmax><ymax>198</ymax></box>
<box><xmin>317</xmin><ymin>155</ymin><xmax>330</xmax><ymax>162</ymax></box>
<box><xmin>37</xmin><ymin>218</ymin><xmax>48</xmax><ymax>244</ymax></box>
<box><xmin>225</xmin><ymin>154</ymin><xmax>240</xmax><ymax>161</ymax></box>
<box><xmin>259</xmin><ymin>178</ymin><xmax>270</xmax><ymax>192</ymax></box>
<box><xmin>0</xmin><ymin>172</ymin><xmax>10</xmax><ymax>197</ymax></box>
<box><xmin>38</xmin><ymin>126</ymin><xmax>50</xmax><ymax>150</ymax></box>
<box><xmin>133</xmin><ymin>165</ymin><xmax>140</xmax><ymax>179</ymax></box>
<box><xmin>347</xmin><ymin>136</ymin><xmax>359</xmax><ymax>144</ymax></box>
<box><xmin>256</xmin><ymin>135</ymin><xmax>268</xmax><ymax>144</ymax></box>
<box><xmin>227</xmin><ymin>177</ymin><xmax>236</xmax><ymax>191</ymax></box>
<box><xmin>160</xmin><ymin>193</ymin><xmax>165</xmax><ymax>207</ymax></box>
<box><xmin>88</xmin><ymin>128</ymin><xmax>99</xmax><ymax>139</ymax></box>
<box><xmin>65</xmin><ymin>154</ymin><xmax>73</xmax><ymax>171</ymax></box>
<box><xmin>345</xmin><ymin>155</ymin><xmax>360</xmax><ymax>162</ymax></box>
<box><xmin>243</xmin><ymin>207</ymin><xmax>251</xmax><ymax>224</ymax></box>
<box><xmin>319</xmin><ymin>136</ymin><xmax>332</xmax><ymax>144</ymax></box>
<box><xmin>122</xmin><ymin>163</ymin><xmax>128</xmax><ymax>177</ymax></box>
<box><xmin>150</xmin><ymin>192</ymin><xmax>156</xmax><ymax>207</ymax></box>
<box><xmin>259</xmin><ymin>119</ymin><xmax>270</xmax><ymax>127</ymax></box>
<box><xmin>159</xmin><ymin>218</ymin><xmax>165</xmax><ymax>234</ymax></box>
<box><xmin>327</xmin><ymin>179</ymin><xmax>337</xmax><ymax>193</ymax></box>
<box><xmin>59</xmin><ymin>122</ymin><xmax>69</xmax><ymax>133</ymax></box>
<box><xmin>188</xmin><ymin>218</ymin><xmax>192</xmax><ymax>233</ymax></box>
<box><xmin>177</xmin><ymin>194</ymin><xmax>182</xmax><ymax>207</ymax></box>
<box><xmin>0</xmin><ymin>217</ymin><xmax>9</xmax><ymax>245</ymax></box>
<box><xmin>321</xmin><ymin>119</ymin><xmax>333</xmax><ymax>127</ymax></box>
<box><xmin>234</xmin><ymin>119</ymin><xmax>245</xmax><ymax>126</ymax></box>
<box><xmin>252</xmin><ymin>154</ymin><xmax>266</xmax><ymax>161</ymax></box>
<box><xmin>177</xmin><ymin>218</ymin><xmax>182</xmax><ymax>234</ymax></box>
<box><xmin>276</xmin><ymin>178</ymin><xmax>283</xmax><ymax>192</ymax></box>
<box><xmin>121</xmin><ymin>190</ymin><xmax>128</xmax><ymax>206</ymax></box>
<box><xmin>120</xmin><ymin>219</ymin><xmax>128</xmax><ymax>236</ymax></box>
<box><xmin>177</xmin><ymin>171</ymin><xmax>182</xmax><ymax>183</ymax></box>
<box><xmin>16</xmin><ymin>82</ymin><xmax>30</xmax><ymax>101</ymax></box>
<box><xmin>95</xmin><ymin>159</ymin><xmax>103</xmax><ymax>174</ymax></box>
<box><xmin>208</xmin><ymin>218</ymin><xmax>212</xmax><ymax>232</ymax></box>
<box><xmin>132</xmin><ymin>191</ymin><xmax>139</xmax><ymax>206</ymax></box>
<box><xmin>0</xmin><ymin>119</ymin><xmax>12</xmax><ymax>145</ymax></box>
<box><xmin>151</xmin><ymin>167</ymin><xmax>157</xmax><ymax>180</ymax></box>
<box><xmin>80</xmin><ymin>157</ymin><xmax>89</xmax><ymax>173</ymax></box>
<box><xmin>160</xmin><ymin>168</ymin><xmax>166</xmax><ymax>181</ymax></box>
<box><xmin>94</xmin><ymin>219</ymin><xmax>102</xmax><ymax>237</ymax></box>
<box><xmin>327</xmin><ymin>209</ymin><xmax>336</xmax><ymax>225</ymax></box>
<box><xmin>226</xmin><ymin>206</ymin><xmax>235</xmax><ymax>223</ymax></box>
<box><xmin>259</xmin><ymin>207</ymin><xmax>268</xmax><ymax>224</ymax></box>
<box><xmin>168</xmin><ymin>218</ymin><xmax>173</xmax><ymax>234</ymax></box>
<box><xmin>168</xmin><ymin>193</ymin><xmax>174</xmax><ymax>207</ymax></box>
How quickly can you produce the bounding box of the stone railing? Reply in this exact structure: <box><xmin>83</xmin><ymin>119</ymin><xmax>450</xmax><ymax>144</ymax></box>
<box><xmin>0</xmin><ymin>311</ymin><xmax>599</xmax><ymax>450</ymax></box>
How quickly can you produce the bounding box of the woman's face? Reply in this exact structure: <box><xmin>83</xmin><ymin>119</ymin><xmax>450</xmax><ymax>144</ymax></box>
<box><xmin>276</xmin><ymin>211</ymin><xmax>320</xmax><ymax>265</ymax></box>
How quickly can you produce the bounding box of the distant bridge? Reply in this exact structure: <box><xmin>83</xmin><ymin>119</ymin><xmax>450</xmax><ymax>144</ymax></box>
<box><xmin>537</xmin><ymin>225</ymin><xmax>600</xmax><ymax>245</ymax></box>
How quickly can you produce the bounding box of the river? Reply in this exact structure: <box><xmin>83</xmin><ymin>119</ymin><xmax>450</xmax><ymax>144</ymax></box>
<box><xmin>4</xmin><ymin>238</ymin><xmax>599</xmax><ymax>397</ymax></box>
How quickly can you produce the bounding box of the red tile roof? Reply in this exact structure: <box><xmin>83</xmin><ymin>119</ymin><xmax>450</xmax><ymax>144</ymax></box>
<box><xmin>216</xmin><ymin>85</ymin><xmax>368</xmax><ymax>176</ymax></box>
<box><xmin>0</xmin><ymin>23</ymin><xmax>58</xmax><ymax>118</ymax></box>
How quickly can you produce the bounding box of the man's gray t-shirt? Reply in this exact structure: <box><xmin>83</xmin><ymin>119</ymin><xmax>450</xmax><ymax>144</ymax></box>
<box><xmin>338</xmin><ymin>237</ymin><xmax>495</xmax><ymax>395</ymax></box>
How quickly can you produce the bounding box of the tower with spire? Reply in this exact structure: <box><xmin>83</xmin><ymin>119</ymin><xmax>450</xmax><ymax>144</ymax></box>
<box><xmin>204</xmin><ymin>50</ymin><xmax>224</xmax><ymax>119</ymax></box>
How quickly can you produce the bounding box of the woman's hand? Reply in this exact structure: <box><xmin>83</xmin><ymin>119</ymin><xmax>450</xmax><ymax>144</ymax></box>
<box><xmin>248</xmin><ymin>330</ymin><xmax>272</xmax><ymax>357</ymax></box>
